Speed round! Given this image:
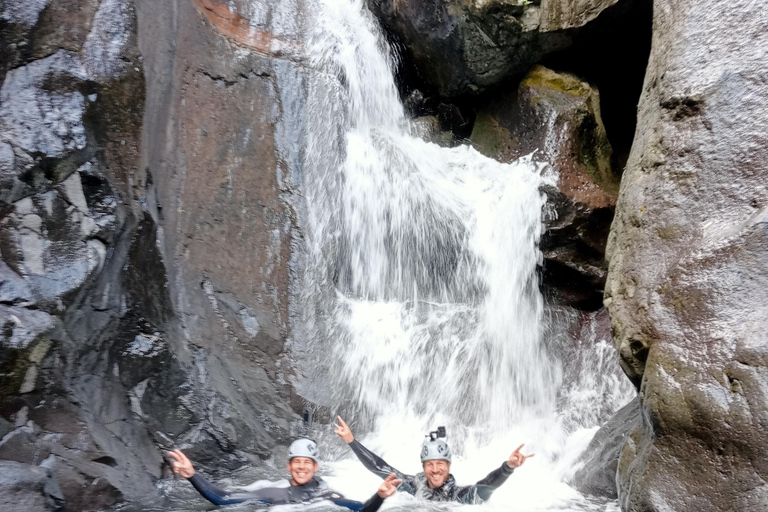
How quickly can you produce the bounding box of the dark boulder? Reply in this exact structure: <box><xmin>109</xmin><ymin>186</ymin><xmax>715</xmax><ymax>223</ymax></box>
<box><xmin>366</xmin><ymin>0</ymin><xmax>638</xmax><ymax>97</ymax></box>
<box><xmin>571</xmin><ymin>396</ymin><xmax>642</xmax><ymax>498</ymax></box>
<box><xmin>470</xmin><ymin>65</ymin><xmax>618</xmax><ymax>308</ymax></box>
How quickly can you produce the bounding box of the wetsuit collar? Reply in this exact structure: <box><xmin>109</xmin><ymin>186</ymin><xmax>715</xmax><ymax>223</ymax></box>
<box><xmin>289</xmin><ymin>476</ymin><xmax>322</xmax><ymax>488</ymax></box>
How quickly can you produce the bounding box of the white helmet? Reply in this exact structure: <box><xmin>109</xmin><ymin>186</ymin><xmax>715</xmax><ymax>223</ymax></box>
<box><xmin>420</xmin><ymin>438</ymin><xmax>452</xmax><ymax>463</ymax></box>
<box><xmin>288</xmin><ymin>438</ymin><xmax>319</xmax><ymax>462</ymax></box>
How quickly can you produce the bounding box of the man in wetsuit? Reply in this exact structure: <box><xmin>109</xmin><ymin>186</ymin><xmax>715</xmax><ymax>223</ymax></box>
<box><xmin>334</xmin><ymin>416</ymin><xmax>534</xmax><ymax>504</ymax></box>
<box><xmin>168</xmin><ymin>438</ymin><xmax>401</xmax><ymax>510</ymax></box>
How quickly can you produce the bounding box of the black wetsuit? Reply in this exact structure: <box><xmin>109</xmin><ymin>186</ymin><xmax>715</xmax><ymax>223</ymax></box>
<box><xmin>348</xmin><ymin>440</ymin><xmax>514</xmax><ymax>504</ymax></box>
<box><xmin>187</xmin><ymin>473</ymin><xmax>384</xmax><ymax>511</ymax></box>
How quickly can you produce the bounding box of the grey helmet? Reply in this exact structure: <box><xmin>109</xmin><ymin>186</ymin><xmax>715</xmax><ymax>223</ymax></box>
<box><xmin>288</xmin><ymin>438</ymin><xmax>319</xmax><ymax>462</ymax></box>
<box><xmin>420</xmin><ymin>438</ymin><xmax>452</xmax><ymax>463</ymax></box>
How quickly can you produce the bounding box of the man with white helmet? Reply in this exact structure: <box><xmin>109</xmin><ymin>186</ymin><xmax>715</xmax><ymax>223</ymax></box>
<box><xmin>335</xmin><ymin>417</ymin><xmax>534</xmax><ymax>503</ymax></box>
<box><xmin>168</xmin><ymin>438</ymin><xmax>401</xmax><ymax>510</ymax></box>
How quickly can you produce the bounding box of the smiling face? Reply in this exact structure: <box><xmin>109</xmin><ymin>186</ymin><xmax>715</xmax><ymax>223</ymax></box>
<box><xmin>422</xmin><ymin>459</ymin><xmax>451</xmax><ymax>489</ymax></box>
<box><xmin>287</xmin><ymin>456</ymin><xmax>318</xmax><ymax>486</ymax></box>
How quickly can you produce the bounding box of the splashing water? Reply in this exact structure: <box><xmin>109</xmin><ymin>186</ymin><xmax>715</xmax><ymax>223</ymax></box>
<box><xmin>288</xmin><ymin>0</ymin><xmax>636</xmax><ymax>511</ymax></box>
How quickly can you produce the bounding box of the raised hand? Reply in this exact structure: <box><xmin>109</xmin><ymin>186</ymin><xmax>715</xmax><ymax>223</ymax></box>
<box><xmin>377</xmin><ymin>472</ymin><xmax>403</xmax><ymax>499</ymax></box>
<box><xmin>168</xmin><ymin>449</ymin><xmax>196</xmax><ymax>478</ymax></box>
<box><xmin>507</xmin><ymin>444</ymin><xmax>535</xmax><ymax>469</ymax></box>
<box><xmin>334</xmin><ymin>416</ymin><xmax>355</xmax><ymax>443</ymax></box>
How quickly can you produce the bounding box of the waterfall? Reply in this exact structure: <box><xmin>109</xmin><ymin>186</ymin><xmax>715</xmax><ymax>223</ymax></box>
<box><xmin>289</xmin><ymin>0</ymin><xmax>634</xmax><ymax>510</ymax></box>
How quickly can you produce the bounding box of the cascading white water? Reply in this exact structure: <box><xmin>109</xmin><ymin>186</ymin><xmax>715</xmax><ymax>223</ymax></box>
<box><xmin>292</xmin><ymin>1</ymin><xmax>635</xmax><ymax>511</ymax></box>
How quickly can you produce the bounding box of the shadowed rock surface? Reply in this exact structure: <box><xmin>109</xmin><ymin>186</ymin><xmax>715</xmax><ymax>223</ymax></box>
<box><xmin>0</xmin><ymin>460</ymin><xmax>65</xmax><ymax>512</ymax></box>
<box><xmin>366</xmin><ymin>0</ymin><xmax>639</xmax><ymax>97</ymax></box>
<box><xmin>605</xmin><ymin>1</ymin><xmax>768</xmax><ymax>510</ymax></box>
<box><xmin>571</xmin><ymin>396</ymin><xmax>641</xmax><ymax>498</ymax></box>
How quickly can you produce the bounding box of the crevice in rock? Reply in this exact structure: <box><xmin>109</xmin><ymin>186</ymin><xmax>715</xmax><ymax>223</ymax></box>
<box><xmin>541</xmin><ymin>0</ymin><xmax>653</xmax><ymax>174</ymax></box>
<box><xmin>91</xmin><ymin>455</ymin><xmax>118</xmax><ymax>467</ymax></box>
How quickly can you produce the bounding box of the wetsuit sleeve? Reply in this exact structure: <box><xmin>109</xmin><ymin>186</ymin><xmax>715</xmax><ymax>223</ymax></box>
<box><xmin>188</xmin><ymin>473</ymin><xmax>241</xmax><ymax>505</ymax></box>
<box><xmin>187</xmin><ymin>473</ymin><xmax>273</xmax><ymax>506</ymax></box>
<box><xmin>361</xmin><ymin>493</ymin><xmax>384</xmax><ymax>512</ymax></box>
<box><xmin>348</xmin><ymin>440</ymin><xmax>416</xmax><ymax>493</ymax></box>
<box><xmin>328</xmin><ymin>493</ymin><xmax>382</xmax><ymax>512</ymax></box>
<box><xmin>457</xmin><ymin>462</ymin><xmax>515</xmax><ymax>503</ymax></box>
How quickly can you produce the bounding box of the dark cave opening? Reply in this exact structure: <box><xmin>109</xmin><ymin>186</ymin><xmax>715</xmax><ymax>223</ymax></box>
<box><xmin>542</xmin><ymin>0</ymin><xmax>654</xmax><ymax>174</ymax></box>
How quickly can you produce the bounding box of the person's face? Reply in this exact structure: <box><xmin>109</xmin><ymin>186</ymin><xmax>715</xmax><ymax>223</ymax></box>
<box><xmin>422</xmin><ymin>459</ymin><xmax>450</xmax><ymax>489</ymax></box>
<box><xmin>287</xmin><ymin>457</ymin><xmax>318</xmax><ymax>485</ymax></box>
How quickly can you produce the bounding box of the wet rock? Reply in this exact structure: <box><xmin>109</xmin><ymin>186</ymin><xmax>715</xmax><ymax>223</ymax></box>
<box><xmin>470</xmin><ymin>65</ymin><xmax>617</xmax><ymax>308</ymax></box>
<box><xmin>0</xmin><ymin>0</ymin><xmax>52</xmax><ymax>27</ymax></box>
<box><xmin>0</xmin><ymin>171</ymin><xmax>115</xmax><ymax>308</ymax></box>
<box><xmin>0</xmin><ymin>260</ymin><xmax>34</xmax><ymax>305</ymax></box>
<box><xmin>52</xmin><ymin>462</ymin><xmax>123</xmax><ymax>512</ymax></box>
<box><xmin>0</xmin><ymin>460</ymin><xmax>65</xmax><ymax>512</ymax></box>
<box><xmin>366</xmin><ymin>0</ymin><xmax>636</xmax><ymax>97</ymax></box>
<box><xmin>0</xmin><ymin>50</ymin><xmax>88</xmax><ymax>158</ymax></box>
<box><xmin>0</xmin><ymin>416</ymin><xmax>11</xmax><ymax>438</ymax></box>
<box><xmin>605</xmin><ymin>1</ymin><xmax>768</xmax><ymax>510</ymax></box>
<box><xmin>571</xmin><ymin>396</ymin><xmax>641</xmax><ymax>498</ymax></box>
<box><xmin>412</xmin><ymin>116</ymin><xmax>456</xmax><ymax>147</ymax></box>
<box><xmin>1</xmin><ymin>1</ymin><xmax>166</xmax><ymax>508</ymax></box>
<box><xmin>136</xmin><ymin>0</ymin><xmax>301</xmax><ymax>457</ymax></box>
<box><xmin>82</xmin><ymin>0</ymin><xmax>132</xmax><ymax>79</ymax></box>
<box><xmin>0</xmin><ymin>305</ymin><xmax>54</xmax><ymax>349</ymax></box>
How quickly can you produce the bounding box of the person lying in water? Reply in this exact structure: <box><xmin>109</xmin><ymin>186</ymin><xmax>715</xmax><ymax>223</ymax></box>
<box><xmin>334</xmin><ymin>417</ymin><xmax>534</xmax><ymax>504</ymax></box>
<box><xmin>168</xmin><ymin>438</ymin><xmax>401</xmax><ymax>511</ymax></box>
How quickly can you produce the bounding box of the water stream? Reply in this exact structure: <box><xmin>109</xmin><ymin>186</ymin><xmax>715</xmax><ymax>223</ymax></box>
<box><xmin>114</xmin><ymin>0</ymin><xmax>634</xmax><ymax>510</ymax></box>
<box><xmin>292</xmin><ymin>1</ymin><xmax>635</xmax><ymax>511</ymax></box>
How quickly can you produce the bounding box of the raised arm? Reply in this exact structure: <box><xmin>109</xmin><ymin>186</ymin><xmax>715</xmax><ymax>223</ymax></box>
<box><xmin>335</xmin><ymin>416</ymin><xmax>416</xmax><ymax>494</ymax></box>
<box><xmin>169</xmin><ymin>449</ymin><xmax>274</xmax><ymax>506</ymax></box>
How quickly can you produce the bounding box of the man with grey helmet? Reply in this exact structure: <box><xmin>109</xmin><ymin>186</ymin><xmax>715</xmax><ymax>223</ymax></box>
<box><xmin>335</xmin><ymin>417</ymin><xmax>534</xmax><ymax>504</ymax></box>
<box><xmin>168</xmin><ymin>438</ymin><xmax>401</xmax><ymax>510</ymax></box>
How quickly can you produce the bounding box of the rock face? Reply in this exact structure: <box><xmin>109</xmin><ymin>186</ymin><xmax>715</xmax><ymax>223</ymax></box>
<box><xmin>471</xmin><ymin>65</ymin><xmax>618</xmax><ymax>308</ymax></box>
<box><xmin>366</xmin><ymin>0</ymin><xmax>637</xmax><ymax>97</ymax></box>
<box><xmin>136</xmin><ymin>0</ymin><xmax>304</xmax><ymax>460</ymax></box>
<box><xmin>605</xmin><ymin>1</ymin><xmax>768</xmax><ymax>510</ymax></box>
<box><xmin>0</xmin><ymin>460</ymin><xmax>65</xmax><ymax>512</ymax></box>
<box><xmin>571</xmin><ymin>396</ymin><xmax>641</xmax><ymax>498</ymax></box>
<box><xmin>0</xmin><ymin>0</ymin><xmax>309</xmax><ymax>509</ymax></box>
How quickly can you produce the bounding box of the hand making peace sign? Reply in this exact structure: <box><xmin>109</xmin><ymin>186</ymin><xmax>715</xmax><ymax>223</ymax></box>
<box><xmin>377</xmin><ymin>473</ymin><xmax>403</xmax><ymax>498</ymax></box>
<box><xmin>168</xmin><ymin>449</ymin><xmax>196</xmax><ymax>478</ymax></box>
<box><xmin>334</xmin><ymin>416</ymin><xmax>355</xmax><ymax>443</ymax></box>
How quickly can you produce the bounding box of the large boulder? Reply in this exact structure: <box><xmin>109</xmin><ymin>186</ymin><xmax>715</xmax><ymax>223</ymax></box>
<box><xmin>571</xmin><ymin>396</ymin><xmax>642</xmax><ymax>498</ymax></box>
<box><xmin>604</xmin><ymin>1</ymin><xmax>768</xmax><ymax>510</ymax></box>
<box><xmin>366</xmin><ymin>0</ymin><xmax>639</xmax><ymax>97</ymax></box>
<box><xmin>0</xmin><ymin>460</ymin><xmax>65</xmax><ymax>512</ymax></box>
<box><xmin>471</xmin><ymin>65</ymin><xmax>619</xmax><ymax>308</ymax></box>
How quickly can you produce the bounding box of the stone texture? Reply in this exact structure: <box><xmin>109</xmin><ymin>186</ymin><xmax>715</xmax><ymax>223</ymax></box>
<box><xmin>0</xmin><ymin>5</ymin><xmax>312</xmax><ymax>506</ymax></box>
<box><xmin>604</xmin><ymin>1</ymin><xmax>768</xmax><ymax>510</ymax></box>
<box><xmin>135</xmin><ymin>0</ymin><xmax>304</xmax><ymax>462</ymax></box>
<box><xmin>0</xmin><ymin>460</ymin><xmax>65</xmax><ymax>511</ymax></box>
<box><xmin>0</xmin><ymin>0</ymin><xmax>52</xmax><ymax>26</ymax></box>
<box><xmin>366</xmin><ymin>0</ymin><xmax>636</xmax><ymax>97</ymax></box>
<box><xmin>0</xmin><ymin>1</ymin><xmax>198</xmax><ymax>509</ymax></box>
<box><xmin>0</xmin><ymin>171</ymin><xmax>115</xmax><ymax>308</ymax></box>
<box><xmin>0</xmin><ymin>51</ymin><xmax>87</xmax><ymax>158</ymax></box>
<box><xmin>539</xmin><ymin>0</ymin><xmax>619</xmax><ymax>31</ymax></box>
<box><xmin>471</xmin><ymin>65</ymin><xmax>618</xmax><ymax>308</ymax></box>
<box><xmin>571</xmin><ymin>396</ymin><xmax>641</xmax><ymax>498</ymax></box>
